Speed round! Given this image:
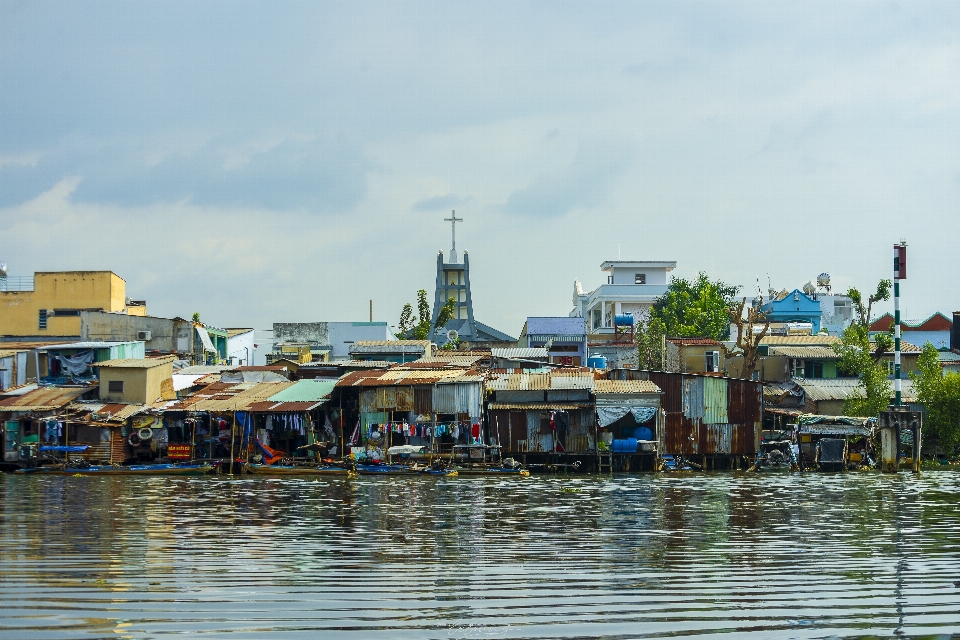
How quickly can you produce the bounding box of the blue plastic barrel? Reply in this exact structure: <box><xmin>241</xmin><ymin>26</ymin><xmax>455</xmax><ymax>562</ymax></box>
<box><xmin>614</xmin><ymin>314</ymin><xmax>635</xmax><ymax>326</ymax></box>
<box><xmin>612</xmin><ymin>438</ymin><xmax>638</xmax><ymax>453</ymax></box>
<box><xmin>633</xmin><ymin>427</ymin><xmax>654</xmax><ymax>441</ymax></box>
<box><xmin>587</xmin><ymin>355</ymin><xmax>607</xmax><ymax>369</ymax></box>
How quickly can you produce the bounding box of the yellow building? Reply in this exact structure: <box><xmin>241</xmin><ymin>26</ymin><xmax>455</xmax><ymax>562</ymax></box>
<box><xmin>94</xmin><ymin>356</ymin><xmax>175</xmax><ymax>404</ymax></box>
<box><xmin>0</xmin><ymin>271</ymin><xmax>146</xmax><ymax>338</ymax></box>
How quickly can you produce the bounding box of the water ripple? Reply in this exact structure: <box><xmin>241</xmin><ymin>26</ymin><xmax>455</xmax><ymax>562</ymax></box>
<box><xmin>2</xmin><ymin>472</ymin><xmax>960</xmax><ymax>638</ymax></box>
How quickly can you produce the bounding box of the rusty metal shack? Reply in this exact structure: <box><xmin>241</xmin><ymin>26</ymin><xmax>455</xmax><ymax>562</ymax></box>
<box><xmin>606</xmin><ymin>369</ymin><xmax>763</xmax><ymax>469</ymax></box>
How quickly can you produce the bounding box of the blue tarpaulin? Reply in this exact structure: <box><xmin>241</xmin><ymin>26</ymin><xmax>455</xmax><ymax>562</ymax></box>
<box><xmin>38</xmin><ymin>445</ymin><xmax>89</xmax><ymax>453</ymax></box>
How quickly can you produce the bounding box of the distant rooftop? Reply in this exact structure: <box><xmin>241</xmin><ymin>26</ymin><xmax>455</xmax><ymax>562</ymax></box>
<box><xmin>600</xmin><ymin>261</ymin><xmax>676</xmax><ymax>271</ymax></box>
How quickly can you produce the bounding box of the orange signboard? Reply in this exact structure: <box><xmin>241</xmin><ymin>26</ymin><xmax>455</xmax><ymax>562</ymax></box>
<box><xmin>167</xmin><ymin>444</ymin><xmax>192</xmax><ymax>460</ymax></box>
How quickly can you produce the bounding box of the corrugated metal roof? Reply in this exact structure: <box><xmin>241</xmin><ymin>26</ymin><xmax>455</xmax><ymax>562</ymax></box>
<box><xmin>594</xmin><ymin>380</ymin><xmax>661</xmax><ymax>394</ymax></box>
<box><xmin>873</xmin><ymin>341</ymin><xmax>921</xmax><ymax>353</ymax></box>
<box><xmin>93</xmin><ymin>356</ymin><xmax>176</xmax><ymax>368</ymax></box>
<box><xmin>408</xmin><ymin>355</ymin><xmax>485</xmax><ymax>366</ymax></box>
<box><xmin>70</xmin><ymin>402</ymin><xmax>151</xmax><ymax>422</ymax></box>
<box><xmin>489</xmin><ymin>402</ymin><xmax>588</xmax><ymax>410</ymax></box>
<box><xmin>0</xmin><ymin>386</ymin><xmax>90</xmax><ymax>411</ymax></box>
<box><xmin>491</xmin><ymin>348</ymin><xmax>548</xmax><ymax>359</ymax></box>
<box><xmin>175</xmin><ymin>365</ymin><xmax>231</xmax><ymax>375</ymax></box>
<box><xmin>760</xmin><ymin>336</ymin><xmax>841</xmax><ymax>346</ymax></box>
<box><xmin>248</xmin><ymin>400</ymin><xmax>325</xmax><ymax>412</ymax></box>
<box><xmin>666</xmin><ymin>337</ymin><xmax>721</xmax><ymax>346</ymax></box>
<box><xmin>797</xmin><ymin>378</ymin><xmax>917</xmax><ymax>403</ymax></box>
<box><xmin>169</xmin><ymin>381</ymin><xmax>295</xmax><ymax>411</ymax></box>
<box><xmin>266</xmin><ymin>379</ymin><xmax>335</xmax><ymax>401</ymax></box>
<box><xmin>0</xmin><ymin>383</ymin><xmax>39</xmax><ymax>396</ymax></box>
<box><xmin>38</xmin><ymin>341</ymin><xmax>141</xmax><ymax>350</ymax></box>
<box><xmin>486</xmin><ymin>372</ymin><xmax>595</xmax><ymax>391</ymax></box>
<box><xmin>524</xmin><ymin>317</ymin><xmax>586</xmax><ymax>335</ymax></box>
<box><xmin>226</xmin><ymin>328</ymin><xmax>254</xmax><ymax>338</ymax></box>
<box><xmin>767</xmin><ymin>346</ymin><xmax>839</xmax><ymax>359</ymax></box>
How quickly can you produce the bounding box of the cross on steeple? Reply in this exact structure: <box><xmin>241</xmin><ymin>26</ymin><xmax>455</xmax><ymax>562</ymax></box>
<box><xmin>444</xmin><ymin>210</ymin><xmax>463</xmax><ymax>263</ymax></box>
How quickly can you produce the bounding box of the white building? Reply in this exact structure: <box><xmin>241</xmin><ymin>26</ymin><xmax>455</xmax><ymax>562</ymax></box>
<box><xmin>570</xmin><ymin>261</ymin><xmax>676</xmax><ymax>332</ymax></box>
<box><xmin>226</xmin><ymin>328</ymin><xmax>255</xmax><ymax>366</ymax></box>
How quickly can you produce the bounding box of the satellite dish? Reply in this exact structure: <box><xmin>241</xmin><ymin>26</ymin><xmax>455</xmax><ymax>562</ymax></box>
<box><xmin>817</xmin><ymin>273</ymin><xmax>830</xmax><ymax>287</ymax></box>
<box><xmin>802</xmin><ymin>281</ymin><xmax>816</xmax><ymax>295</ymax></box>
<box><xmin>0</xmin><ymin>262</ymin><xmax>7</xmax><ymax>278</ymax></box>
<box><xmin>446</xmin><ymin>329</ymin><xmax>459</xmax><ymax>342</ymax></box>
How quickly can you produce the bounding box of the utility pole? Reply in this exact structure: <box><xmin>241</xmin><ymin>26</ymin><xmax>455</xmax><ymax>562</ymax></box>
<box><xmin>893</xmin><ymin>241</ymin><xmax>907</xmax><ymax>406</ymax></box>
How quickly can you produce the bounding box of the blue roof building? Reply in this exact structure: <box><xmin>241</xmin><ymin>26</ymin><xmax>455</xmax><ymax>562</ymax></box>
<box><xmin>761</xmin><ymin>290</ymin><xmax>823</xmax><ymax>334</ymax></box>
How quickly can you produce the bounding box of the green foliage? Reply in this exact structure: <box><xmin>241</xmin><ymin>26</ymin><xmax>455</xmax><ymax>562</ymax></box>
<box><xmin>398</xmin><ymin>304</ymin><xmax>415</xmax><ymax>338</ymax></box>
<box><xmin>438</xmin><ymin>338</ymin><xmax>461</xmax><ymax>351</ymax></box>
<box><xmin>846</xmin><ymin>280</ymin><xmax>891</xmax><ymax>328</ymax></box>
<box><xmin>397</xmin><ymin>291</ymin><xmax>457</xmax><ymax>342</ymax></box>
<box><xmin>635</xmin><ymin>315</ymin><xmax>666</xmax><ymax>370</ymax></box>
<box><xmin>191</xmin><ymin>312</ymin><xmax>201</xmax><ymax>323</ymax></box>
<box><xmin>417</xmin><ymin>290</ymin><xmax>430</xmax><ymax>328</ymax></box>
<box><xmin>435</xmin><ymin>297</ymin><xmax>457</xmax><ymax>332</ymax></box>
<box><xmin>650</xmin><ymin>273</ymin><xmax>738</xmax><ymax>341</ymax></box>
<box><xmin>912</xmin><ymin>343</ymin><xmax>960</xmax><ymax>456</ymax></box>
<box><xmin>834</xmin><ymin>323</ymin><xmax>891</xmax><ymax>417</ymax></box>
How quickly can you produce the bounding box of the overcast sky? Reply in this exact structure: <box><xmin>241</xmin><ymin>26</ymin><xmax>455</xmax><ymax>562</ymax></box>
<box><xmin>2</xmin><ymin>0</ymin><xmax>959</xmax><ymax>341</ymax></box>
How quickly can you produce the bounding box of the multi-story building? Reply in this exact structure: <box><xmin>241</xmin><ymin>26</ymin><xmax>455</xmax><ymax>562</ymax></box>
<box><xmin>570</xmin><ymin>260</ymin><xmax>676</xmax><ymax>332</ymax></box>
<box><xmin>1</xmin><ymin>271</ymin><xmax>146</xmax><ymax>339</ymax></box>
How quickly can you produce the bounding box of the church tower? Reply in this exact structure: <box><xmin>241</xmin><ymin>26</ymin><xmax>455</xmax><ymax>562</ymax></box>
<box><xmin>431</xmin><ymin>211</ymin><xmax>477</xmax><ymax>341</ymax></box>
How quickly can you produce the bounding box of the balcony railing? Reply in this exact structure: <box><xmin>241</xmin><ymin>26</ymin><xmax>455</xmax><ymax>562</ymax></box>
<box><xmin>0</xmin><ymin>276</ymin><xmax>35</xmax><ymax>292</ymax></box>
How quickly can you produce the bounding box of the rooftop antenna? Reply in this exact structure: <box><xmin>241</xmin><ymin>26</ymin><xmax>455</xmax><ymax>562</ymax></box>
<box><xmin>444</xmin><ymin>210</ymin><xmax>463</xmax><ymax>263</ymax></box>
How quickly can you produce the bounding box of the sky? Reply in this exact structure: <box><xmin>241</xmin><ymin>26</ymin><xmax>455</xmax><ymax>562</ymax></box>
<box><xmin>2</xmin><ymin>0</ymin><xmax>959</xmax><ymax>348</ymax></box>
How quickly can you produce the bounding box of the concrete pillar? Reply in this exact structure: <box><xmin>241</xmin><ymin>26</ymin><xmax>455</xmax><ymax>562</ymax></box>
<box><xmin>880</xmin><ymin>425</ymin><xmax>898</xmax><ymax>473</ymax></box>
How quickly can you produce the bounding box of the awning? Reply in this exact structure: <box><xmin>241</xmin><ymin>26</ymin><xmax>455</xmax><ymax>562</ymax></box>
<box><xmin>798</xmin><ymin>424</ymin><xmax>874</xmax><ymax>437</ymax></box>
<box><xmin>488</xmin><ymin>402</ymin><xmax>588</xmax><ymax>410</ymax></box>
<box><xmin>597</xmin><ymin>406</ymin><xmax>658</xmax><ymax>428</ymax></box>
<box><xmin>195</xmin><ymin>327</ymin><xmax>216</xmax><ymax>353</ymax></box>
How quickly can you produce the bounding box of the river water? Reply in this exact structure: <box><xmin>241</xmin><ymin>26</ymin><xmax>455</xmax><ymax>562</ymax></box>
<box><xmin>1</xmin><ymin>472</ymin><xmax>959</xmax><ymax>639</ymax></box>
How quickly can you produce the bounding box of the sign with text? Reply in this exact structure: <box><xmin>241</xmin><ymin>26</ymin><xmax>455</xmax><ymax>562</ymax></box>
<box><xmin>167</xmin><ymin>444</ymin><xmax>192</xmax><ymax>460</ymax></box>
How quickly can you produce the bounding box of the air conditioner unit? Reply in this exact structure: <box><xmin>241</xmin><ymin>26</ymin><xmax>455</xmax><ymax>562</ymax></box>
<box><xmin>137</xmin><ymin>330</ymin><xmax>152</xmax><ymax>341</ymax></box>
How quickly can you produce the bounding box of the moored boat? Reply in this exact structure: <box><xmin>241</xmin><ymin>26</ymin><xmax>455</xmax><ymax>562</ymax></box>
<box><xmin>16</xmin><ymin>462</ymin><xmax>218</xmax><ymax>476</ymax></box>
<box><xmin>245</xmin><ymin>463</ymin><xmax>350</xmax><ymax>476</ymax></box>
<box><xmin>453</xmin><ymin>466</ymin><xmax>530</xmax><ymax>476</ymax></box>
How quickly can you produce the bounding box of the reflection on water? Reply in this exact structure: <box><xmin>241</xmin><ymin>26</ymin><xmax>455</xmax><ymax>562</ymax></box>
<box><xmin>2</xmin><ymin>472</ymin><xmax>960</xmax><ymax>639</ymax></box>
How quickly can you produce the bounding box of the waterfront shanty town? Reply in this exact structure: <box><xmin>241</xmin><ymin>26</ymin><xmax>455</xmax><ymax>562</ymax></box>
<box><xmin>0</xmin><ymin>227</ymin><xmax>955</xmax><ymax>477</ymax></box>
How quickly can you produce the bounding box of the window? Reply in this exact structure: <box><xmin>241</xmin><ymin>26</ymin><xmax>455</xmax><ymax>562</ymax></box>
<box><xmin>635</xmin><ymin>273</ymin><xmax>646</xmax><ymax>284</ymax></box>
<box><xmin>792</xmin><ymin>359</ymin><xmax>805</xmax><ymax>378</ymax></box>
<box><xmin>38</xmin><ymin>309</ymin><xmax>47</xmax><ymax>330</ymax></box>
<box><xmin>886</xmin><ymin>360</ymin><xmax>897</xmax><ymax>375</ymax></box>
<box><xmin>108</xmin><ymin>380</ymin><xmax>124</xmax><ymax>393</ymax></box>
<box><xmin>804</xmin><ymin>361</ymin><xmax>824</xmax><ymax>379</ymax></box>
<box><xmin>705</xmin><ymin>351</ymin><xmax>720</xmax><ymax>372</ymax></box>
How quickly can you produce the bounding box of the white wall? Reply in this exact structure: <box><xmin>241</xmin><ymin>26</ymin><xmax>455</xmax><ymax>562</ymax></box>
<box><xmin>227</xmin><ymin>331</ymin><xmax>255</xmax><ymax>366</ymax></box>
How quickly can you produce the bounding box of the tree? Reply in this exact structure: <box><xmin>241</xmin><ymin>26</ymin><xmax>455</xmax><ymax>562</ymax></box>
<box><xmin>912</xmin><ymin>343</ymin><xmax>960</xmax><ymax>457</ymax></box>
<box><xmin>434</xmin><ymin>296</ymin><xmax>457</xmax><ymax>332</ymax></box>
<box><xmin>833</xmin><ymin>279</ymin><xmax>894</xmax><ymax>416</ymax></box>
<box><xmin>634</xmin><ymin>273</ymin><xmax>739</xmax><ymax>371</ymax></box>
<box><xmin>725</xmin><ymin>297</ymin><xmax>770</xmax><ymax>380</ymax></box>
<box><xmin>650</xmin><ymin>273</ymin><xmax>739</xmax><ymax>341</ymax></box>
<box><xmin>635</xmin><ymin>314</ymin><xmax>666</xmax><ymax>370</ymax></box>
<box><xmin>847</xmin><ymin>279</ymin><xmax>893</xmax><ymax>355</ymax></box>
<box><xmin>834</xmin><ymin>323</ymin><xmax>892</xmax><ymax>417</ymax></box>
<box><xmin>396</xmin><ymin>290</ymin><xmax>456</xmax><ymax>341</ymax></box>
<box><xmin>191</xmin><ymin>312</ymin><xmax>201</xmax><ymax>324</ymax></box>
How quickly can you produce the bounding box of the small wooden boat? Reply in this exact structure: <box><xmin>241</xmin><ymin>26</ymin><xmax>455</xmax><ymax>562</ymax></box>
<box><xmin>16</xmin><ymin>462</ymin><xmax>218</xmax><ymax>476</ymax></box>
<box><xmin>452</xmin><ymin>466</ymin><xmax>530</xmax><ymax>477</ymax></box>
<box><xmin>355</xmin><ymin>463</ymin><xmax>419</xmax><ymax>475</ymax></box>
<box><xmin>245</xmin><ymin>463</ymin><xmax>350</xmax><ymax>476</ymax></box>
